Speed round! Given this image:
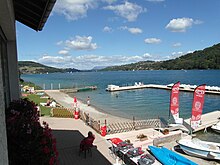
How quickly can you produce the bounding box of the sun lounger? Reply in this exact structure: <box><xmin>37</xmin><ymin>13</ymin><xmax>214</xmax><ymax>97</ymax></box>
<box><xmin>40</xmin><ymin>103</ymin><xmax>47</xmax><ymax>106</ymax></box>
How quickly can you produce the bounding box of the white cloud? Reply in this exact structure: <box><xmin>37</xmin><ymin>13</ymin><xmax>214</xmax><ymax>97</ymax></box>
<box><xmin>103</xmin><ymin>1</ymin><xmax>146</xmax><ymax>22</ymax></box>
<box><xmin>65</xmin><ymin>36</ymin><xmax>97</xmax><ymax>50</ymax></box>
<box><xmin>168</xmin><ymin>50</ymin><xmax>193</xmax><ymax>59</ymax></box>
<box><xmin>58</xmin><ymin>50</ymin><xmax>69</xmax><ymax>55</ymax></box>
<box><xmin>53</xmin><ymin>0</ymin><xmax>97</xmax><ymax>21</ymax></box>
<box><xmin>144</xmin><ymin>38</ymin><xmax>161</xmax><ymax>44</ymax></box>
<box><xmin>166</xmin><ymin>17</ymin><xmax>202</xmax><ymax>32</ymax></box>
<box><xmin>36</xmin><ymin>52</ymin><xmax>159</xmax><ymax>70</ymax></box>
<box><xmin>173</xmin><ymin>42</ymin><xmax>181</xmax><ymax>47</ymax></box>
<box><xmin>103</xmin><ymin>26</ymin><xmax>113</xmax><ymax>32</ymax></box>
<box><xmin>143</xmin><ymin>53</ymin><xmax>152</xmax><ymax>58</ymax></box>
<box><xmin>128</xmin><ymin>27</ymin><xmax>142</xmax><ymax>34</ymax></box>
<box><xmin>56</xmin><ymin>41</ymin><xmax>63</xmax><ymax>45</ymax></box>
<box><xmin>120</xmin><ymin>26</ymin><xmax>143</xmax><ymax>34</ymax></box>
<box><xmin>38</xmin><ymin>55</ymin><xmax>66</xmax><ymax>63</ymax></box>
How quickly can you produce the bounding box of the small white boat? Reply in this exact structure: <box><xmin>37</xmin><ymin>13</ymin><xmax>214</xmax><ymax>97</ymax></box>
<box><xmin>177</xmin><ymin>138</ymin><xmax>220</xmax><ymax>160</ymax></box>
<box><xmin>211</xmin><ymin>121</ymin><xmax>220</xmax><ymax>133</ymax></box>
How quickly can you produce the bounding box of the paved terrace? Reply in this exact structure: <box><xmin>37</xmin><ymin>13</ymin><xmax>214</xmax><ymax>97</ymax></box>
<box><xmin>40</xmin><ymin>117</ymin><xmax>115</xmax><ymax>165</ymax></box>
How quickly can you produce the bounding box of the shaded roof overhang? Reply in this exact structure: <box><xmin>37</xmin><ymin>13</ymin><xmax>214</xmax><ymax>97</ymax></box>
<box><xmin>14</xmin><ymin>0</ymin><xmax>56</xmax><ymax>31</ymax></box>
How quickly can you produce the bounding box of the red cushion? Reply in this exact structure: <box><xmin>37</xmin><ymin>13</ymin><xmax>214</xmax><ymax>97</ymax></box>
<box><xmin>110</xmin><ymin>138</ymin><xmax>123</xmax><ymax>145</ymax></box>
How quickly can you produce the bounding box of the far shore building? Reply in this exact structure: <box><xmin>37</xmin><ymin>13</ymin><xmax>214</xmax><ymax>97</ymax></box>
<box><xmin>0</xmin><ymin>0</ymin><xmax>56</xmax><ymax>164</ymax></box>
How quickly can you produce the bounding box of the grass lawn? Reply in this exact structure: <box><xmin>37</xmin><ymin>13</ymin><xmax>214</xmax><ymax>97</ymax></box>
<box><xmin>22</xmin><ymin>93</ymin><xmax>51</xmax><ymax>116</ymax></box>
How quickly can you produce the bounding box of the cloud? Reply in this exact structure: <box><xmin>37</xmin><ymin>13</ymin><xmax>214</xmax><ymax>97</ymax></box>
<box><xmin>53</xmin><ymin>0</ymin><xmax>98</xmax><ymax>21</ymax></box>
<box><xmin>120</xmin><ymin>26</ymin><xmax>143</xmax><ymax>34</ymax></box>
<box><xmin>36</xmin><ymin>52</ymin><xmax>158</xmax><ymax>70</ymax></box>
<box><xmin>172</xmin><ymin>42</ymin><xmax>181</xmax><ymax>47</ymax></box>
<box><xmin>103</xmin><ymin>1</ymin><xmax>146</xmax><ymax>22</ymax></box>
<box><xmin>167</xmin><ymin>50</ymin><xmax>193</xmax><ymax>59</ymax></box>
<box><xmin>143</xmin><ymin>53</ymin><xmax>152</xmax><ymax>58</ymax></box>
<box><xmin>166</xmin><ymin>17</ymin><xmax>202</xmax><ymax>32</ymax></box>
<box><xmin>65</xmin><ymin>36</ymin><xmax>97</xmax><ymax>50</ymax></box>
<box><xmin>56</xmin><ymin>41</ymin><xmax>63</xmax><ymax>45</ymax></box>
<box><xmin>144</xmin><ymin>38</ymin><xmax>161</xmax><ymax>44</ymax></box>
<box><xmin>58</xmin><ymin>50</ymin><xmax>69</xmax><ymax>55</ymax></box>
<box><xmin>38</xmin><ymin>55</ymin><xmax>67</xmax><ymax>64</ymax></box>
<box><xmin>103</xmin><ymin>26</ymin><xmax>113</xmax><ymax>32</ymax></box>
<box><xmin>37</xmin><ymin>50</ymin><xmax>195</xmax><ymax>70</ymax></box>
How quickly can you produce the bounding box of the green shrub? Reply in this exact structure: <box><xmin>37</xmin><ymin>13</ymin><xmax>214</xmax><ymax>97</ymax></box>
<box><xmin>52</xmin><ymin>108</ymin><xmax>74</xmax><ymax>118</ymax></box>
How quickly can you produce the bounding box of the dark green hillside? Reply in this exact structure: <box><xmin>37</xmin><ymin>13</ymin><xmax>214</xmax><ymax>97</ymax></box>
<box><xmin>102</xmin><ymin>43</ymin><xmax>220</xmax><ymax>71</ymax></box>
<box><xmin>103</xmin><ymin>61</ymin><xmax>155</xmax><ymax>71</ymax></box>
<box><xmin>157</xmin><ymin>43</ymin><xmax>220</xmax><ymax>70</ymax></box>
<box><xmin>18</xmin><ymin>61</ymin><xmax>79</xmax><ymax>74</ymax></box>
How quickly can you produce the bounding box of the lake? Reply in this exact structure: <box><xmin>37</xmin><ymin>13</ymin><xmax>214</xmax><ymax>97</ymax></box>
<box><xmin>21</xmin><ymin>70</ymin><xmax>220</xmax><ymax>120</ymax></box>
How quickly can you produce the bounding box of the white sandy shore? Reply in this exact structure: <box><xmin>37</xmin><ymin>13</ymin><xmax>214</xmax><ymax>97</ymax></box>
<box><xmin>44</xmin><ymin>90</ymin><xmax>131</xmax><ymax>124</ymax></box>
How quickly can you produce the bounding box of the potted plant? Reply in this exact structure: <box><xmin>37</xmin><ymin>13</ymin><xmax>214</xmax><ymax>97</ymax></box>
<box><xmin>6</xmin><ymin>98</ymin><xmax>58</xmax><ymax>165</ymax></box>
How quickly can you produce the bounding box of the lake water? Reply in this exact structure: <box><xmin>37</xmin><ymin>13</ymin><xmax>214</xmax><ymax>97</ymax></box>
<box><xmin>21</xmin><ymin>70</ymin><xmax>220</xmax><ymax>120</ymax></box>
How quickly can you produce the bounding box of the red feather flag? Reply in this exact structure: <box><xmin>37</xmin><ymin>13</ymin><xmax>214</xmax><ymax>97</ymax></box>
<box><xmin>191</xmin><ymin>84</ymin><xmax>206</xmax><ymax>129</ymax></box>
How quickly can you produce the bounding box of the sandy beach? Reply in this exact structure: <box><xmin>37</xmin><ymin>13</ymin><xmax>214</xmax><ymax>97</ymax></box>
<box><xmin>44</xmin><ymin>90</ymin><xmax>131</xmax><ymax>124</ymax></box>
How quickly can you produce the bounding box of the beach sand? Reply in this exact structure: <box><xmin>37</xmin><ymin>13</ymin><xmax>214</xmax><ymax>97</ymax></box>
<box><xmin>44</xmin><ymin>90</ymin><xmax>131</xmax><ymax>124</ymax></box>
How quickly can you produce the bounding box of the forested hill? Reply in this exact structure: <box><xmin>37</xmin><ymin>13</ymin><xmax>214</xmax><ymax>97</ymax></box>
<box><xmin>18</xmin><ymin>61</ymin><xmax>79</xmax><ymax>74</ymax></box>
<box><xmin>102</xmin><ymin>43</ymin><xmax>220</xmax><ymax>71</ymax></box>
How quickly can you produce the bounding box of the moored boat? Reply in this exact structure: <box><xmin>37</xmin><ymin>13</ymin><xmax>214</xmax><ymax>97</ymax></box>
<box><xmin>149</xmin><ymin>145</ymin><xmax>197</xmax><ymax>165</ymax></box>
<box><xmin>211</xmin><ymin>121</ymin><xmax>220</xmax><ymax>133</ymax></box>
<box><xmin>177</xmin><ymin>138</ymin><xmax>220</xmax><ymax>160</ymax></box>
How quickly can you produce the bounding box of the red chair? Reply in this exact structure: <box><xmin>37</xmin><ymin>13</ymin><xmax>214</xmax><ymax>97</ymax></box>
<box><xmin>79</xmin><ymin>133</ymin><xmax>95</xmax><ymax>158</ymax></box>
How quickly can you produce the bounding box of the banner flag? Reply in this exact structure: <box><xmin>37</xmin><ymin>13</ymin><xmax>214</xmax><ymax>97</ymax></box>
<box><xmin>191</xmin><ymin>84</ymin><xmax>206</xmax><ymax>129</ymax></box>
<box><xmin>170</xmin><ymin>81</ymin><xmax>180</xmax><ymax>122</ymax></box>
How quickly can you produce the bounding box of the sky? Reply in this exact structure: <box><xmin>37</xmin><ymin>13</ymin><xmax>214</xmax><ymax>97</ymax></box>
<box><xmin>17</xmin><ymin>0</ymin><xmax>220</xmax><ymax>70</ymax></box>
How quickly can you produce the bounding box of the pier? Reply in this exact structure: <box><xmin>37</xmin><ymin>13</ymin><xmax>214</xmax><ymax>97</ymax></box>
<box><xmin>60</xmin><ymin>86</ymin><xmax>97</xmax><ymax>93</ymax></box>
<box><xmin>184</xmin><ymin>110</ymin><xmax>220</xmax><ymax>133</ymax></box>
<box><xmin>106</xmin><ymin>84</ymin><xmax>220</xmax><ymax>95</ymax></box>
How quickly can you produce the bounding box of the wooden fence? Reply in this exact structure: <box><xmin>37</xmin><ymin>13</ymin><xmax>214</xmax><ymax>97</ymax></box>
<box><xmin>107</xmin><ymin>119</ymin><xmax>161</xmax><ymax>134</ymax></box>
<box><xmin>80</xmin><ymin>112</ymin><xmax>101</xmax><ymax>133</ymax></box>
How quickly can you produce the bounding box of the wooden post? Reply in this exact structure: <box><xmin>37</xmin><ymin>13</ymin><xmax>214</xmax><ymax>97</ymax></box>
<box><xmin>98</xmin><ymin>120</ymin><xmax>101</xmax><ymax>134</ymax></box>
<box><xmin>87</xmin><ymin>113</ymin><xmax>90</xmax><ymax>125</ymax></box>
<box><xmin>133</xmin><ymin>116</ymin><xmax>135</xmax><ymax>130</ymax></box>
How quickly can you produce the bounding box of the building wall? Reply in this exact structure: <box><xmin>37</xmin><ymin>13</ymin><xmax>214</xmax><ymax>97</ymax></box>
<box><xmin>0</xmin><ymin>0</ymin><xmax>18</xmax><ymax>164</ymax></box>
<box><xmin>8</xmin><ymin>41</ymin><xmax>20</xmax><ymax>100</ymax></box>
<box><xmin>0</xmin><ymin>52</ymin><xmax>8</xmax><ymax>165</ymax></box>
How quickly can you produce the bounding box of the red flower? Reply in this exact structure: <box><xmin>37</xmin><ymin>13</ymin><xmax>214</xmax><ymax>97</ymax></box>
<box><xmin>43</xmin><ymin>146</ymin><xmax>50</xmax><ymax>154</ymax></box>
<box><xmin>49</xmin><ymin>156</ymin><xmax>55</xmax><ymax>165</ymax></box>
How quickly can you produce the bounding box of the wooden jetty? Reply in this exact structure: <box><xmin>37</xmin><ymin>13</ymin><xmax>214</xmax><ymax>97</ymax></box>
<box><xmin>60</xmin><ymin>86</ymin><xmax>97</xmax><ymax>93</ymax></box>
<box><xmin>106</xmin><ymin>84</ymin><xmax>220</xmax><ymax>95</ymax></box>
<box><xmin>184</xmin><ymin>110</ymin><xmax>220</xmax><ymax>133</ymax></box>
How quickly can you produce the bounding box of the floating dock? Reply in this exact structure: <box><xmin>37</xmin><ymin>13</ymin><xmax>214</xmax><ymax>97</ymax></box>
<box><xmin>184</xmin><ymin>110</ymin><xmax>220</xmax><ymax>133</ymax></box>
<box><xmin>106</xmin><ymin>84</ymin><xmax>220</xmax><ymax>95</ymax></box>
<box><xmin>60</xmin><ymin>86</ymin><xmax>97</xmax><ymax>93</ymax></box>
